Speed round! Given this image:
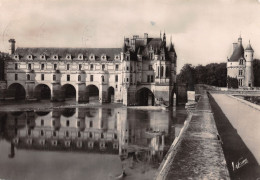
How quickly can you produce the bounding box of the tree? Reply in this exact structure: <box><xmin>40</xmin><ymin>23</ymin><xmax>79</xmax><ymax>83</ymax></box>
<box><xmin>227</xmin><ymin>76</ymin><xmax>238</xmax><ymax>88</ymax></box>
<box><xmin>177</xmin><ymin>64</ymin><xmax>195</xmax><ymax>91</ymax></box>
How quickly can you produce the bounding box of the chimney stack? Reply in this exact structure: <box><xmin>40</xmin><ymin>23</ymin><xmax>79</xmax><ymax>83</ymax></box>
<box><xmin>8</xmin><ymin>39</ymin><xmax>16</xmax><ymax>55</ymax></box>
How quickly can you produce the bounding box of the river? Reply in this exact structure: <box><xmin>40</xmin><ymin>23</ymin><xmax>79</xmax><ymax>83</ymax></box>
<box><xmin>0</xmin><ymin>102</ymin><xmax>187</xmax><ymax>180</ymax></box>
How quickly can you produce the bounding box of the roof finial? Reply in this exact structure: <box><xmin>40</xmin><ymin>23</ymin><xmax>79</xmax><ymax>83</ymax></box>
<box><xmin>170</xmin><ymin>35</ymin><xmax>172</xmax><ymax>43</ymax></box>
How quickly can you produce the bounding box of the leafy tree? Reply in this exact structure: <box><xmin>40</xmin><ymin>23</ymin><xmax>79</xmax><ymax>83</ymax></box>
<box><xmin>227</xmin><ymin>76</ymin><xmax>238</xmax><ymax>88</ymax></box>
<box><xmin>177</xmin><ymin>64</ymin><xmax>195</xmax><ymax>91</ymax></box>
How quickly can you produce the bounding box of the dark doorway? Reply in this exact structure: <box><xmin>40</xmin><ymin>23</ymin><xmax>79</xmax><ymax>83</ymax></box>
<box><xmin>137</xmin><ymin>88</ymin><xmax>155</xmax><ymax>106</ymax></box>
<box><xmin>7</xmin><ymin>83</ymin><xmax>26</xmax><ymax>100</ymax></box>
<box><xmin>34</xmin><ymin>84</ymin><xmax>51</xmax><ymax>100</ymax></box>
<box><xmin>87</xmin><ymin>85</ymin><xmax>99</xmax><ymax>103</ymax></box>
<box><xmin>107</xmin><ymin>87</ymin><xmax>115</xmax><ymax>103</ymax></box>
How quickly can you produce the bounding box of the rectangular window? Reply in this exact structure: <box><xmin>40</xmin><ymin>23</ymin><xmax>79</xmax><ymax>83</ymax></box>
<box><xmin>15</xmin><ymin>63</ymin><xmax>18</xmax><ymax>70</ymax></box>
<box><xmin>54</xmin><ymin>64</ymin><xmax>57</xmax><ymax>70</ymax></box>
<box><xmin>90</xmin><ymin>121</ymin><xmax>93</xmax><ymax>127</ymax></box>
<box><xmin>115</xmin><ymin>75</ymin><xmax>118</xmax><ymax>82</ymax></box>
<box><xmin>53</xmin><ymin>75</ymin><xmax>56</xmax><ymax>81</ymax></box>
<box><xmin>41</xmin><ymin>64</ymin><xmax>44</xmax><ymax>70</ymax></box>
<box><xmin>41</xmin><ymin>119</ymin><xmax>44</xmax><ymax>126</ymax></box>
<box><xmin>67</xmin><ymin>64</ymin><xmax>70</xmax><ymax>70</ymax></box>
<box><xmin>151</xmin><ymin>75</ymin><xmax>154</xmax><ymax>82</ymax></box>
<box><xmin>90</xmin><ymin>64</ymin><xmax>94</xmax><ymax>70</ymax></box>
<box><xmin>28</xmin><ymin>64</ymin><xmax>31</xmax><ymax>70</ymax></box>
<box><xmin>102</xmin><ymin>64</ymin><xmax>105</xmax><ymax>70</ymax></box>
<box><xmin>130</xmin><ymin>75</ymin><xmax>132</xmax><ymax>83</ymax></box>
<box><xmin>126</xmin><ymin>78</ymin><xmax>129</xmax><ymax>82</ymax></box>
<box><xmin>41</xmin><ymin>74</ymin><xmax>44</xmax><ymax>81</ymax></box>
<box><xmin>90</xmin><ymin>75</ymin><xmax>93</xmax><ymax>82</ymax></box>
<box><xmin>77</xmin><ymin>121</ymin><xmax>80</xmax><ymax>127</ymax></box>
<box><xmin>102</xmin><ymin>76</ymin><xmax>104</xmax><ymax>82</ymax></box>
<box><xmin>130</xmin><ymin>66</ymin><xmax>133</xmax><ymax>72</ymax></box>
<box><xmin>15</xmin><ymin>74</ymin><xmax>18</xmax><ymax>80</ymax></box>
<box><xmin>67</xmin><ymin>75</ymin><xmax>70</xmax><ymax>81</ymax></box>
<box><xmin>239</xmin><ymin>70</ymin><xmax>243</xmax><ymax>76</ymax></box>
<box><xmin>147</xmin><ymin>75</ymin><xmax>150</xmax><ymax>82</ymax></box>
<box><xmin>149</xmin><ymin>65</ymin><xmax>153</xmax><ymax>70</ymax></box>
<box><xmin>79</xmin><ymin>64</ymin><xmax>82</xmax><ymax>70</ymax></box>
<box><xmin>66</xmin><ymin>120</ymin><xmax>70</xmax><ymax>127</ymax></box>
<box><xmin>115</xmin><ymin>64</ymin><xmax>119</xmax><ymax>71</ymax></box>
<box><xmin>27</xmin><ymin>74</ymin><xmax>30</xmax><ymax>81</ymax></box>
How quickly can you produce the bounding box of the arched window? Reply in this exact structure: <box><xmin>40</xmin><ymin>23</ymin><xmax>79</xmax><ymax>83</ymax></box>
<box><xmin>27</xmin><ymin>74</ymin><xmax>30</xmax><ymax>80</ymax></box>
<box><xmin>78</xmin><ymin>75</ymin><xmax>81</xmax><ymax>81</ymax></box>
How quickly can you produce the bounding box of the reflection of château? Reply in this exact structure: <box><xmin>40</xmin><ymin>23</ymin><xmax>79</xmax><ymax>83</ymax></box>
<box><xmin>1</xmin><ymin>32</ymin><xmax>177</xmax><ymax>106</ymax></box>
<box><xmin>0</xmin><ymin>108</ymin><xmax>173</xmax><ymax>161</ymax></box>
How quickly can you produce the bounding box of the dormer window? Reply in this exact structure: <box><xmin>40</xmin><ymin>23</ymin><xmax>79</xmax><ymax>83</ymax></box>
<box><xmin>66</xmin><ymin>54</ymin><xmax>71</xmax><ymax>60</ymax></box>
<box><xmin>14</xmin><ymin>55</ymin><xmax>19</xmax><ymax>60</ymax></box>
<box><xmin>40</xmin><ymin>54</ymin><xmax>46</xmax><ymax>60</ymax></box>
<box><xmin>53</xmin><ymin>55</ymin><xmax>58</xmax><ymax>60</ymax></box>
<box><xmin>239</xmin><ymin>59</ymin><xmax>243</xmax><ymax>65</ymax></box>
<box><xmin>27</xmin><ymin>55</ymin><xmax>33</xmax><ymax>60</ymax></box>
<box><xmin>89</xmin><ymin>54</ymin><xmax>95</xmax><ymax>61</ymax></box>
<box><xmin>101</xmin><ymin>54</ymin><xmax>107</xmax><ymax>61</ymax></box>
<box><xmin>78</xmin><ymin>54</ymin><xmax>83</xmax><ymax>60</ymax></box>
<box><xmin>114</xmin><ymin>55</ymin><xmax>120</xmax><ymax>60</ymax></box>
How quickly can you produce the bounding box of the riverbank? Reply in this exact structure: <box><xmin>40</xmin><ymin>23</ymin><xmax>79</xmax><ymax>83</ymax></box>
<box><xmin>156</xmin><ymin>90</ymin><xmax>229</xmax><ymax>180</ymax></box>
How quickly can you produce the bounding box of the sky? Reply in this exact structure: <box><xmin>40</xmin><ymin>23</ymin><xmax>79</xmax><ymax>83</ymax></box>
<box><xmin>0</xmin><ymin>0</ymin><xmax>260</xmax><ymax>72</ymax></box>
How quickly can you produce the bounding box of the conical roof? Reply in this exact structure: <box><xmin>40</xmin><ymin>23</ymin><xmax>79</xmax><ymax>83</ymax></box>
<box><xmin>168</xmin><ymin>42</ymin><xmax>175</xmax><ymax>52</ymax></box>
<box><xmin>229</xmin><ymin>44</ymin><xmax>244</xmax><ymax>62</ymax></box>
<box><xmin>245</xmin><ymin>43</ymin><xmax>254</xmax><ymax>51</ymax></box>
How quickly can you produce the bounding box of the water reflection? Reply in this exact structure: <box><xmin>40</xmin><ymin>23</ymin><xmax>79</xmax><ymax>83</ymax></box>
<box><xmin>0</xmin><ymin>107</ymin><xmax>187</xmax><ymax>180</ymax></box>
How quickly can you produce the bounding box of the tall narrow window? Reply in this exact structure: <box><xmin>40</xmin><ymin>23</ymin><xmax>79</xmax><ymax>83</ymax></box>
<box><xmin>151</xmin><ymin>75</ymin><xmax>154</xmax><ymax>82</ymax></box>
<box><xmin>149</xmin><ymin>65</ymin><xmax>153</xmax><ymax>70</ymax></box>
<box><xmin>102</xmin><ymin>64</ymin><xmax>105</xmax><ymax>70</ymax></box>
<box><xmin>28</xmin><ymin>64</ymin><xmax>31</xmax><ymax>70</ymax></box>
<box><xmin>89</xmin><ymin>121</ymin><xmax>93</xmax><ymax>128</ymax></box>
<box><xmin>90</xmin><ymin>75</ymin><xmax>93</xmax><ymax>82</ymax></box>
<box><xmin>41</xmin><ymin>74</ymin><xmax>44</xmax><ymax>81</ymax></box>
<box><xmin>54</xmin><ymin>64</ymin><xmax>57</xmax><ymax>70</ymax></box>
<box><xmin>127</xmin><ymin>66</ymin><xmax>129</xmax><ymax>71</ymax></box>
<box><xmin>115</xmin><ymin>64</ymin><xmax>119</xmax><ymax>71</ymax></box>
<box><xmin>147</xmin><ymin>75</ymin><xmax>150</xmax><ymax>82</ymax></box>
<box><xmin>160</xmin><ymin>66</ymin><xmax>164</xmax><ymax>77</ymax></box>
<box><xmin>67</xmin><ymin>64</ymin><xmax>70</xmax><ymax>70</ymax></box>
<box><xmin>102</xmin><ymin>75</ymin><xmax>104</xmax><ymax>82</ymax></box>
<box><xmin>41</xmin><ymin>119</ymin><xmax>44</xmax><ymax>126</ymax></box>
<box><xmin>115</xmin><ymin>75</ymin><xmax>118</xmax><ymax>82</ymax></box>
<box><xmin>90</xmin><ymin>64</ymin><xmax>94</xmax><ymax>70</ymax></box>
<box><xmin>78</xmin><ymin>75</ymin><xmax>81</xmax><ymax>81</ymax></box>
<box><xmin>41</xmin><ymin>64</ymin><xmax>44</xmax><ymax>70</ymax></box>
<box><xmin>15</xmin><ymin>74</ymin><xmax>18</xmax><ymax>80</ymax></box>
<box><xmin>67</xmin><ymin>75</ymin><xmax>70</xmax><ymax>81</ymax></box>
<box><xmin>53</xmin><ymin>75</ymin><xmax>56</xmax><ymax>81</ymax></box>
<box><xmin>15</xmin><ymin>63</ymin><xmax>18</xmax><ymax>70</ymax></box>
<box><xmin>66</xmin><ymin>120</ymin><xmax>70</xmax><ymax>127</ymax></box>
<box><xmin>79</xmin><ymin>64</ymin><xmax>82</xmax><ymax>70</ymax></box>
<box><xmin>27</xmin><ymin>74</ymin><xmax>30</xmax><ymax>81</ymax></box>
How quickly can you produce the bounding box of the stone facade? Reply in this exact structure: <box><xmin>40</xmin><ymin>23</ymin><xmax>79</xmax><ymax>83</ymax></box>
<box><xmin>3</xmin><ymin>32</ymin><xmax>177</xmax><ymax>106</ymax></box>
<box><xmin>227</xmin><ymin>36</ymin><xmax>254</xmax><ymax>88</ymax></box>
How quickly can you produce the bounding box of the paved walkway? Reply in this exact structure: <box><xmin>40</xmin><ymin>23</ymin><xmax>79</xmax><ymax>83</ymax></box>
<box><xmin>211</xmin><ymin>94</ymin><xmax>260</xmax><ymax>164</ymax></box>
<box><xmin>157</xmin><ymin>91</ymin><xmax>229</xmax><ymax>179</ymax></box>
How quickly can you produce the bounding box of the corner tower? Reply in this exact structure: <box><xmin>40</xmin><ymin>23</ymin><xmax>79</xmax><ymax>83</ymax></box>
<box><xmin>244</xmin><ymin>41</ymin><xmax>254</xmax><ymax>87</ymax></box>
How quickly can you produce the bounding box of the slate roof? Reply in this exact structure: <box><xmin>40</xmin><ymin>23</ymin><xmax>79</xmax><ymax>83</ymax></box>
<box><xmin>245</xmin><ymin>43</ymin><xmax>254</xmax><ymax>51</ymax></box>
<box><xmin>229</xmin><ymin>44</ymin><xmax>244</xmax><ymax>62</ymax></box>
<box><xmin>14</xmin><ymin>47</ymin><xmax>122</xmax><ymax>61</ymax></box>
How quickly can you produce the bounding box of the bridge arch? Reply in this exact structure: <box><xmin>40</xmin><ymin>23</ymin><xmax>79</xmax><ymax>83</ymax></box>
<box><xmin>86</xmin><ymin>84</ymin><xmax>99</xmax><ymax>103</ymax></box>
<box><xmin>107</xmin><ymin>86</ymin><xmax>115</xmax><ymax>103</ymax></box>
<box><xmin>136</xmin><ymin>87</ymin><xmax>155</xmax><ymax>106</ymax></box>
<box><xmin>34</xmin><ymin>84</ymin><xmax>51</xmax><ymax>100</ymax></box>
<box><xmin>61</xmin><ymin>84</ymin><xmax>76</xmax><ymax>101</ymax></box>
<box><xmin>7</xmin><ymin>83</ymin><xmax>26</xmax><ymax>100</ymax></box>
